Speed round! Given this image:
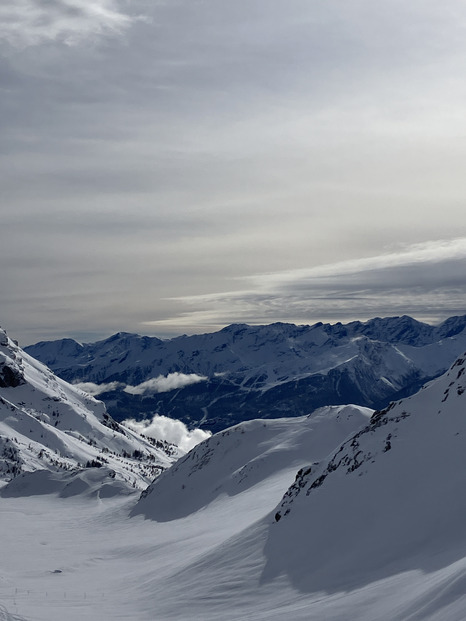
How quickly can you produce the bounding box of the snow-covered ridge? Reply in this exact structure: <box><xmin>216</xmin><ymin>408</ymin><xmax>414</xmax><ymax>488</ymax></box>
<box><xmin>0</xmin><ymin>327</ymin><xmax>180</xmax><ymax>490</ymax></box>
<box><xmin>133</xmin><ymin>404</ymin><xmax>373</xmax><ymax>521</ymax></box>
<box><xmin>274</xmin><ymin>350</ymin><xmax>466</xmax><ymax>522</ymax></box>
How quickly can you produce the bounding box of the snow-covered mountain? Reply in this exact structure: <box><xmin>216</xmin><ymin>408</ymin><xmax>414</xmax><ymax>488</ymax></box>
<box><xmin>0</xmin><ymin>327</ymin><xmax>180</xmax><ymax>490</ymax></box>
<box><xmin>127</xmin><ymin>350</ymin><xmax>466</xmax><ymax>620</ymax></box>
<box><xmin>2</xmin><ymin>344</ymin><xmax>466</xmax><ymax>619</ymax></box>
<box><xmin>265</xmin><ymin>349</ymin><xmax>466</xmax><ymax>592</ymax></box>
<box><xmin>25</xmin><ymin>315</ymin><xmax>466</xmax><ymax>431</ymax></box>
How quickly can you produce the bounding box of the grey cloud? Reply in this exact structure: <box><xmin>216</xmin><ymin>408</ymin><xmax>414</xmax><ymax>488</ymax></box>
<box><xmin>146</xmin><ymin>239</ymin><xmax>466</xmax><ymax>331</ymax></box>
<box><xmin>2</xmin><ymin>1</ymin><xmax>466</xmax><ymax>344</ymax></box>
<box><xmin>0</xmin><ymin>0</ymin><xmax>139</xmax><ymax>48</ymax></box>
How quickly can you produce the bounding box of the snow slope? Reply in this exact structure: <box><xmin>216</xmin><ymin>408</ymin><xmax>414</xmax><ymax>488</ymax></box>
<box><xmin>0</xmin><ymin>403</ymin><xmax>372</xmax><ymax>621</ymax></box>
<box><xmin>133</xmin><ymin>404</ymin><xmax>372</xmax><ymax>522</ymax></box>
<box><xmin>0</xmin><ymin>327</ymin><xmax>179</xmax><ymax>489</ymax></box>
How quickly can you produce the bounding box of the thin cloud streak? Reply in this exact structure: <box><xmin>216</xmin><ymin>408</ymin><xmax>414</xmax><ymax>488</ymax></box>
<box><xmin>124</xmin><ymin>373</ymin><xmax>207</xmax><ymax>396</ymax></box>
<box><xmin>145</xmin><ymin>239</ymin><xmax>466</xmax><ymax>331</ymax></box>
<box><xmin>73</xmin><ymin>381</ymin><xmax>123</xmax><ymax>396</ymax></box>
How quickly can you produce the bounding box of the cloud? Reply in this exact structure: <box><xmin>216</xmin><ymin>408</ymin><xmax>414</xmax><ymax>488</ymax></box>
<box><xmin>124</xmin><ymin>373</ymin><xmax>207</xmax><ymax>396</ymax></box>
<box><xmin>0</xmin><ymin>0</ymin><xmax>142</xmax><ymax>48</ymax></box>
<box><xmin>122</xmin><ymin>414</ymin><xmax>211</xmax><ymax>454</ymax></box>
<box><xmin>73</xmin><ymin>374</ymin><xmax>208</xmax><ymax>397</ymax></box>
<box><xmin>73</xmin><ymin>381</ymin><xmax>123</xmax><ymax>396</ymax></box>
<box><xmin>144</xmin><ymin>238</ymin><xmax>466</xmax><ymax>330</ymax></box>
<box><xmin>2</xmin><ymin>1</ymin><xmax>466</xmax><ymax>345</ymax></box>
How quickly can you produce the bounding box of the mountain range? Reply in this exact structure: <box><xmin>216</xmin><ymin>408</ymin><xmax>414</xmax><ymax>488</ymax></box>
<box><xmin>25</xmin><ymin>314</ymin><xmax>466</xmax><ymax>431</ymax></box>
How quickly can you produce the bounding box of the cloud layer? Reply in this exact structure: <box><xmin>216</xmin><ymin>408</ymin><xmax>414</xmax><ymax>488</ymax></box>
<box><xmin>124</xmin><ymin>373</ymin><xmax>207</xmax><ymax>396</ymax></box>
<box><xmin>123</xmin><ymin>415</ymin><xmax>211</xmax><ymax>454</ymax></box>
<box><xmin>146</xmin><ymin>238</ymin><xmax>466</xmax><ymax>331</ymax></box>
<box><xmin>73</xmin><ymin>381</ymin><xmax>123</xmax><ymax>396</ymax></box>
<box><xmin>74</xmin><ymin>373</ymin><xmax>207</xmax><ymax>397</ymax></box>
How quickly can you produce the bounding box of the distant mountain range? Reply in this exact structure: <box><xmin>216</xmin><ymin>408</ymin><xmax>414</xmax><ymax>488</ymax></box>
<box><xmin>25</xmin><ymin>315</ymin><xmax>466</xmax><ymax>432</ymax></box>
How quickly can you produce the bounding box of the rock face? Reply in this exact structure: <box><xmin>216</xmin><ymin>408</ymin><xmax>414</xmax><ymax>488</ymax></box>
<box><xmin>0</xmin><ymin>360</ymin><xmax>24</xmax><ymax>388</ymax></box>
<box><xmin>25</xmin><ymin>316</ymin><xmax>466</xmax><ymax>431</ymax></box>
<box><xmin>0</xmin><ymin>328</ymin><xmax>25</xmax><ymax>388</ymax></box>
<box><xmin>0</xmin><ymin>326</ymin><xmax>180</xmax><ymax>490</ymax></box>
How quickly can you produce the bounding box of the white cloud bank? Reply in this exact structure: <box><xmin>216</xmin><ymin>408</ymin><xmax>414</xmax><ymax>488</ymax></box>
<box><xmin>73</xmin><ymin>373</ymin><xmax>207</xmax><ymax>398</ymax></box>
<box><xmin>0</xmin><ymin>0</ymin><xmax>141</xmax><ymax>48</ymax></box>
<box><xmin>123</xmin><ymin>415</ymin><xmax>211</xmax><ymax>454</ymax></box>
<box><xmin>124</xmin><ymin>373</ymin><xmax>207</xmax><ymax>396</ymax></box>
<box><xmin>73</xmin><ymin>381</ymin><xmax>123</xmax><ymax>396</ymax></box>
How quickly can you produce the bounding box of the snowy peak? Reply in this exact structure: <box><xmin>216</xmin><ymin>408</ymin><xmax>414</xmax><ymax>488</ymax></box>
<box><xmin>275</xmin><ymin>350</ymin><xmax>466</xmax><ymax>521</ymax></box>
<box><xmin>0</xmin><ymin>327</ymin><xmax>179</xmax><ymax>490</ymax></box>
<box><xmin>133</xmin><ymin>404</ymin><xmax>373</xmax><ymax>521</ymax></box>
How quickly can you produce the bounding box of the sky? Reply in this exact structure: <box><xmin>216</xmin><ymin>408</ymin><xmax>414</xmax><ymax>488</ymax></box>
<box><xmin>1</xmin><ymin>0</ymin><xmax>466</xmax><ymax>345</ymax></box>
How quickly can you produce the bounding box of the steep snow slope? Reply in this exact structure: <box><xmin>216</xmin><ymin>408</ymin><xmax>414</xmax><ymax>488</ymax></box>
<box><xmin>267</xmin><ymin>350</ymin><xmax>466</xmax><ymax>591</ymax></box>
<box><xmin>25</xmin><ymin>315</ymin><xmax>466</xmax><ymax>431</ymax></box>
<box><xmin>0</xmin><ymin>327</ymin><xmax>178</xmax><ymax>489</ymax></box>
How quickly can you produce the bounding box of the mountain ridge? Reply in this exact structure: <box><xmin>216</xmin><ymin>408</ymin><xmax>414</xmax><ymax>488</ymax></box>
<box><xmin>25</xmin><ymin>315</ymin><xmax>466</xmax><ymax>431</ymax></box>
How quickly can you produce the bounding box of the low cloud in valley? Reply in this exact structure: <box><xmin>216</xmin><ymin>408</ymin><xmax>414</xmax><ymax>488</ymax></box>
<box><xmin>123</xmin><ymin>415</ymin><xmax>211</xmax><ymax>454</ymax></box>
<box><xmin>124</xmin><ymin>373</ymin><xmax>208</xmax><ymax>396</ymax></box>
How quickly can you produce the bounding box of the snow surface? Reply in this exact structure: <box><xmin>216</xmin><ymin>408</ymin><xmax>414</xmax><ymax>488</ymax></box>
<box><xmin>0</xmin><ymin>403</ymin><xmax>373</xmax><ymax>621</ymax></box>
<box><xmin>3</xmin><ymin>327</ymin><xmax>466</xmax><ymax>620</ymax></box>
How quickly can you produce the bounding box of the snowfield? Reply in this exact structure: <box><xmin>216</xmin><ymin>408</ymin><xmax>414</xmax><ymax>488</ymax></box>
<box><xmin>2</xmin><ymin>327</ymin><xmax>466</xmax><ymax>620</ymax></box>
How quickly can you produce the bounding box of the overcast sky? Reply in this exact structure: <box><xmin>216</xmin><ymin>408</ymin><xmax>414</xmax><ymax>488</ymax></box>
<box><xmin>1</xmin><ymin>0</ymin><xmax>466</xmax><ymax>345</ymax></box>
